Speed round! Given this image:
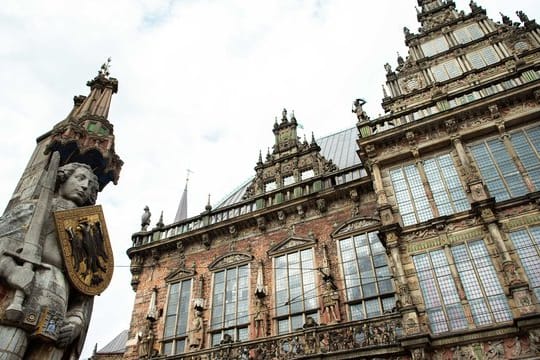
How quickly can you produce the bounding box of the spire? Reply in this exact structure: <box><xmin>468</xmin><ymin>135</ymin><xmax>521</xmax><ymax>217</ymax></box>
<box><xmin>45</xmin><ymin>59</ymin><xmax>123</xmax><ymax>190</ymax></box>
<box><xmin>174</xmin><ymin>170</ymin><xmax>191</xmax><ymax>222</ymax></box>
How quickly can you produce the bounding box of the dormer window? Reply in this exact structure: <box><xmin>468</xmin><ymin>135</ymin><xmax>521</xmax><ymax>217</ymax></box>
<box><xmin>283</xmin><ymin>175</ymin><xmax>295</xmax><ymax>186</ymax></box>
<box><xmin>453</xmin><ymin>23</ymin><xmax>483</xmax><ymax>44</ymax></box>
<box><xmin>466</xmin><ymin>46</ymin><xmax>500</xmax><ymax>69</ymax></box>
<box><xmin>431</xmin><ymin>59</ymin><xmax>463</xmax><ymax>82</ymax></box>
<box><xmin>300</xmin><ymin>169</ymin><xmax>314</xmax><ymax>181</ymax></box>
<box><xmin>265</xmin><ymin>181</ymin><xmax>277</xmax><ymax>192</ymax></box>
<box><xmin>421</xmin><ymin>36</ymin><xmax>449</xmax><ymax>57</ymax></box>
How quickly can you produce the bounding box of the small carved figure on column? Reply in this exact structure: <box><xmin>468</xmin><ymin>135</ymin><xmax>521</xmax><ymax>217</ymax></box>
<box><xmin>137</xmin><ymin>321</ymin><xmax>155</xmax><ymax>359</ymax></box>
<box><xmin>253</xmin><ymin>298</ymin><xmax>268</xmax><ymax>337</ymax></box>
<box><xmin>321</xmin><ymin>281</ymin><xmax>340</xmax><ymax>324</ymax></box>
<box><xmin>188</xmin><ymin>310</ymin><xmax>204</xmax><ymax>351</ymax></box>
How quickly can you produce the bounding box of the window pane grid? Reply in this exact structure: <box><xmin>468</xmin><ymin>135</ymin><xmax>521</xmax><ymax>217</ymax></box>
<box><xmin>513</xmin><ymin>128</ymin><xmax>540</xmax><ymax>191</ymax></box>
<box><xmin>211</xmin><ymin>265</ymin><xmax>249</xmax><ymax>341</ymax></box>
<box><xmin>452</xmin><ymin>241</ymin><xmax>512</xmax><ymax>326</ymax></box>
<box><xmin>163</xmin><ymin>279</ymin><xmax>192</xmax><ymax>355</ymax></box>
<box><xmin>413</xmin><ymin>251</ymin><xmax>467</xmax><ymax>334</ymax></box>
<box><xmin>274</xmin><ymin>249</ymin><xmax>317</xmax><ymax>334</ymax></box>
<box><xmin>510</xmin><ymin>227</ymin><xmax>540</xmax><ymax>293</ymax></box>
<box><xmin>339</xmin><ymin>231</ymin><xmax>395</xmax><ymax>320</ymax></box>
<box><xmin>470</xmin><ymin>140</ymin><xmax>528</xmax><ymax>201</ymax></box>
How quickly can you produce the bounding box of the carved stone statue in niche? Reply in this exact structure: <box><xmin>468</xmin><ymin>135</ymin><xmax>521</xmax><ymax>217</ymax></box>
<box><xmin>321</xmin><ymin>281</ymin><xmax>341</xmax><ymax>324</ymax></box>
<box><xmin>188</xmin><ymin>310</ymin><xmax>204</xmax><ymax>351</ymax></box>
<box><xmin>253</xmin><ymin>298</ymin><xmax>268</xmax><ymax>337</ymax></box>
<box><xmin>137</xmin><ymin>320</ymin><xmax>156</xmax><ymax>359</ymax></box>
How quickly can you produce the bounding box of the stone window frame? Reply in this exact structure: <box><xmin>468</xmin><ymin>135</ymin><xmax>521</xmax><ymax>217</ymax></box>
<box><xmin>465</xmin><ymin>45</ymin><xmax>500</xmax><ymax>70</ymax></box>
<box><xmin>452</xmin><ymin>22</ymin><xmax>484</xmax><ymax>45</ymax></box>
<box><xmin>162</xmin><ymin>278</ymin><xmax>194</xmax><ymax>356</ymax></box>
<box><xmin>469</xmin><ymin>125</ymin><xmax>540</xmax><ymax>202</ymax></box>
<box><xmin>272</xmin><ymin>247</ymin><xmax>319</xmax><ymax>334</ymax></box>
<box><xmin>420</xmin><ymin>35</ymin><xmax>450</xmax><ymax>57</ymax></box>
<box><xmin>208</xmin><ymin>253</ymin><xmax>253</xmax><ymax>346</ymax></box>
<box><xmin>413</xmin><ymin>239</ymin><xmax>512</xmax><ymax>335</ymax></box>
<box><xmin>389</xmin><ymin>152</ymin><xmax>469</xmax><ymax>226</ymax></box>
<box><xmin>334</xmin><ymin>224</ymin><xmax>396</xmax><ymax>322</ymax></box>
<box><xmin>508</xmin><ymin>225</ymin><xmax>540</xmax><ymax>301</ymax></box>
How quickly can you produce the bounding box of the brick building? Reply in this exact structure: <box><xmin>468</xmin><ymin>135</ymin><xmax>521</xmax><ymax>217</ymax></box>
<box><xmin>125</xmin><ymin>1</ymin><xmax>540</xmax><ymax>358</ymax></box>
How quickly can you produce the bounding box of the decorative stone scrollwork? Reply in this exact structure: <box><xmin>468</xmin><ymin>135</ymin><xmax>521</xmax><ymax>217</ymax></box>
<box><xmin>316</xmin><ymin>199</ymin><xmax>327</xmax><ymax>214</ymax></box>
<box><xmin>207</xmin><ymin>317</ymin><xmax>402</xmax><ymax>359</ymax></box>
<box><xmin>256</xmin><ymin>216</ymin><xmax>266</xmax><ymax>232</ymax></box>
<box><xmin>201</xmin><ymin>233</ymin><xmax>211</xmax><ymax>250</ymax></box>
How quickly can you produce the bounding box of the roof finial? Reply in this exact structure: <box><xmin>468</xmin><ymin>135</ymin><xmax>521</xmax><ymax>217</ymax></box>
<box><xmin>500</xmin><ymin>12</ymin><xmax>512</xmax><ymax>26</ymax></box>
<box><xmin>257</xmin><ymin>150</ymin><xmax>263</xmax><ymax>165</ymax></box>
<box><xmin>273</xmin><ymin>116</ymin><xmax>279</xmax><ymax>129</ymax></box>
<box><xmin>516</xmin><ymin>10</ymin><xmax>530</xmax><ymax>23</ymax></box>
<box><xmin>310</xmin><ymin>132</ymin><xmax>318</xmax><ymax>147</ymax></box>
<box><xmin>382</xmin><ymin>84</ymin><xmax>389</xmax><ymax>98</ymax></box>
<box><xmin>156</xmin><ymin>211</ymin><xmax>164</xmax><ymax>228</ymax></box>
<box><xmin>205</xmin><ymin>194</ymin><xmax>212</xmax><ymax>211</ymax></box>
<box><xmin>397</xmin><ymin>52</ymin><xmax>404</xmax><ymax>67</ymax></box>
<box><xmin>290</xmin><ymin>110</ymin><xmax>297</xmax><ymax>124</ymax></box>
<box><xmin>98</xmin><ymin>57</ymin><xmax>112</xmax><ymax>78</ymax></box>
<box><xmin>281</xmin><ymin>108</ymin><xmax>288</xmax><ymax>123</ymax></box>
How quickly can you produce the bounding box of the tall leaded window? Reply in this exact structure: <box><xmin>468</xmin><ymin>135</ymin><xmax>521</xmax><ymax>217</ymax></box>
<box><xmin>421</xmin><ymin>36</ymin><xmax>449</xmax><ymax>57</ymax></box>
<box><xmin>274</xmin><ymin>248</ymin><xmax>318</xmax><ymax>334</ymax></box>
<box><xmin>414</xmin><ymin>241</ymin><xmax>512</xmax><ymax>335</ymax></box>
<box><xmin>390</xmin><ymin>153</ymin><xmax>469</xmax><ymax>226</ymax></box>
<box><xmin>414</xmin><ymin>250</ymin><xmax>468</xmax><ymax>334</ymax></box>
<box><xmin>469</xmin><ymin>129</ymin><xmax>537</xmax><ymax>201</ymax></box>
<box><xmin>453</xmin><ymin>23</ymin><xmax>483</xmax><ymax>44</ymax></box>
<box><xmin>391</xmin><ymin>164</ymin><xmax>432</xmax><ymax>225</ymax></box>
<box><xmin>511</xmin><ymin>127</ymin><xmax>540</xmax><ymax>190</ymax></box>
<box><xmin>423</xmin><ymin>155</ymin><xmax>469</xmax><ymax>216</ymax></box>
<box><xmin>466</xmin><ymin>46</ymin><xmax>500</xmax><ymax>69</ymax></box>
<box><xmin>509</xmin><ymin>226</ymin><xmax>540</xmax><ymax>300</ymax></box>
<box><xmin>431</xmin><ymin>59</ymin><xmax>463</xmax><ymax>82</ymax></box>
<box><xmin>452</xmin><ymin>241</ymin><xmax>512</xmax><ymax>326</ymax></box>
<box><xmin>210</xmin><ymin>265</ymin><xmax>250</xmax><ymax>345</ymax></box>
<box><xmin>339</xmin><ymin>231</ymin><xmax>395</xmax><ymax>320</ymax></box>
<box><xmin>163</xmin><ymin>279</ymin><xmax>192</xmax><ymax>355</ymax></box>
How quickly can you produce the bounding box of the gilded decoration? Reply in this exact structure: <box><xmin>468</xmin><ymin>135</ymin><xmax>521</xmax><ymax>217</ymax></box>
<box><xmin>53</xmin><ymin>204</ymin><xmax>113</xmax><ymax>296</ymax></box>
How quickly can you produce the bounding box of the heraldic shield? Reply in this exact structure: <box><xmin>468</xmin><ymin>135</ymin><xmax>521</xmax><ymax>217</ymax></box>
<box><xmin>54</xmin><ymin>205</ymin><xmax>113</xmax><ymax>296</ymax></box>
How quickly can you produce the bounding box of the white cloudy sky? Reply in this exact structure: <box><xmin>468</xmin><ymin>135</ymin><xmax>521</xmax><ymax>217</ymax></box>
<box><xmin>0</xmin><ymin>0</ymin><xmax>537</xmax><ymax>358</ymax></box>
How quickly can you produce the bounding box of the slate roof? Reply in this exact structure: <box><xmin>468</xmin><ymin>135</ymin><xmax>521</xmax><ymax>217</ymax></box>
<box><xmin>96</xmin><ymin>329</ymin><xmax>128</xmax><ymax>354</ymax></box>
<box><xmin>215</xmin><ymin>126</ymin><xmax>360</xmax><ymax>209</ymax></box>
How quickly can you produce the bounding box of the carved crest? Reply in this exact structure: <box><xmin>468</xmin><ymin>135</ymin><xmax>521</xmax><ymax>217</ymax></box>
<box><xmin>208</xmin><ymin>252</ymin><xmax>253</xmax><ymax>271</ymax></box>
<box><xmin>54</xmin><ymin>205</ymin><xmax>113</xmax><ymax>296</ymax></box>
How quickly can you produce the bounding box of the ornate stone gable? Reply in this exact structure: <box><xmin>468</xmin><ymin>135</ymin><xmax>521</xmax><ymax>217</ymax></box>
<box><xmin>331</xmin><ymin>217</ymin><xmax>381</xmax><ymax>238</ymax></box>
<box><xmin>165</xmin><ymin>267</ymin><xmax>196</xmax><ymax>283</ymax></box>
<box><xmin>208</xmin><ymin>252</ymin><xmax>253</xmax><ymax>271</ymax></box>
<box><xmin>267</xmin><ymin>234</ymin><xmax>317</xmax><ymax>256</ymax></box>
<box><xmin>243</xmin><ymin>109</ymin><xmax>336</xmax><ymax>200</ymax></box>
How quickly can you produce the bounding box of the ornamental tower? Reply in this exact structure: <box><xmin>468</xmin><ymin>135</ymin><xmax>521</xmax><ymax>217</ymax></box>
<box><xmin>5</xmin><ymin>60</ymin><xmax>123</xmax><ymax>213</ymax></box>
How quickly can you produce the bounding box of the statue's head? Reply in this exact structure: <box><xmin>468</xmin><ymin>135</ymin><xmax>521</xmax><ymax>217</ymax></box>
<box><xmin>56</xmin><ymin>163</ymin><xmax>99</xmax><ymax>206</ymax></box>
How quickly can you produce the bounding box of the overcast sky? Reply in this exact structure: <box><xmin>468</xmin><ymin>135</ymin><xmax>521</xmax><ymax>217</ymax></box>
<box><xmin>0</xmin><ymin>0</ymin><xmax>538</xmax><ymax>358</ymax></box>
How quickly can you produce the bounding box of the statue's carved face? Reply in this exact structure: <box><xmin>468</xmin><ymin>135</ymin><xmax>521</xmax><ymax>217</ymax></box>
<box><xmin>59</xmin><ymin>167</ymin><xmax>98</xmax><ymax>206</ymax></box>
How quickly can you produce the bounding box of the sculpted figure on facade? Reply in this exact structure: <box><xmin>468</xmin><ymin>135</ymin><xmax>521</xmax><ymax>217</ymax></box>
<box><xmin>137</xmin><ymin>320</ymin><xmax>156</xmax><ymax>359</ymax></box>
<box><xmin>0</xmin><ymin>161</ymin><xmax>100</xmax><ymax>359</ymax></box>
<box><xmin>188</xmin><ymin>310</ymin><xmax>204</xmax><ymax>351</ymax></box>
<box><xmin>321</xmin><ymin>281</ymin><xmax>341</xmax><ymax>324</ymax></box>
<box><xmin>253</xmin><ymin>298</ymin><xmax>268</xmax><ymax>337</ymax></box>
